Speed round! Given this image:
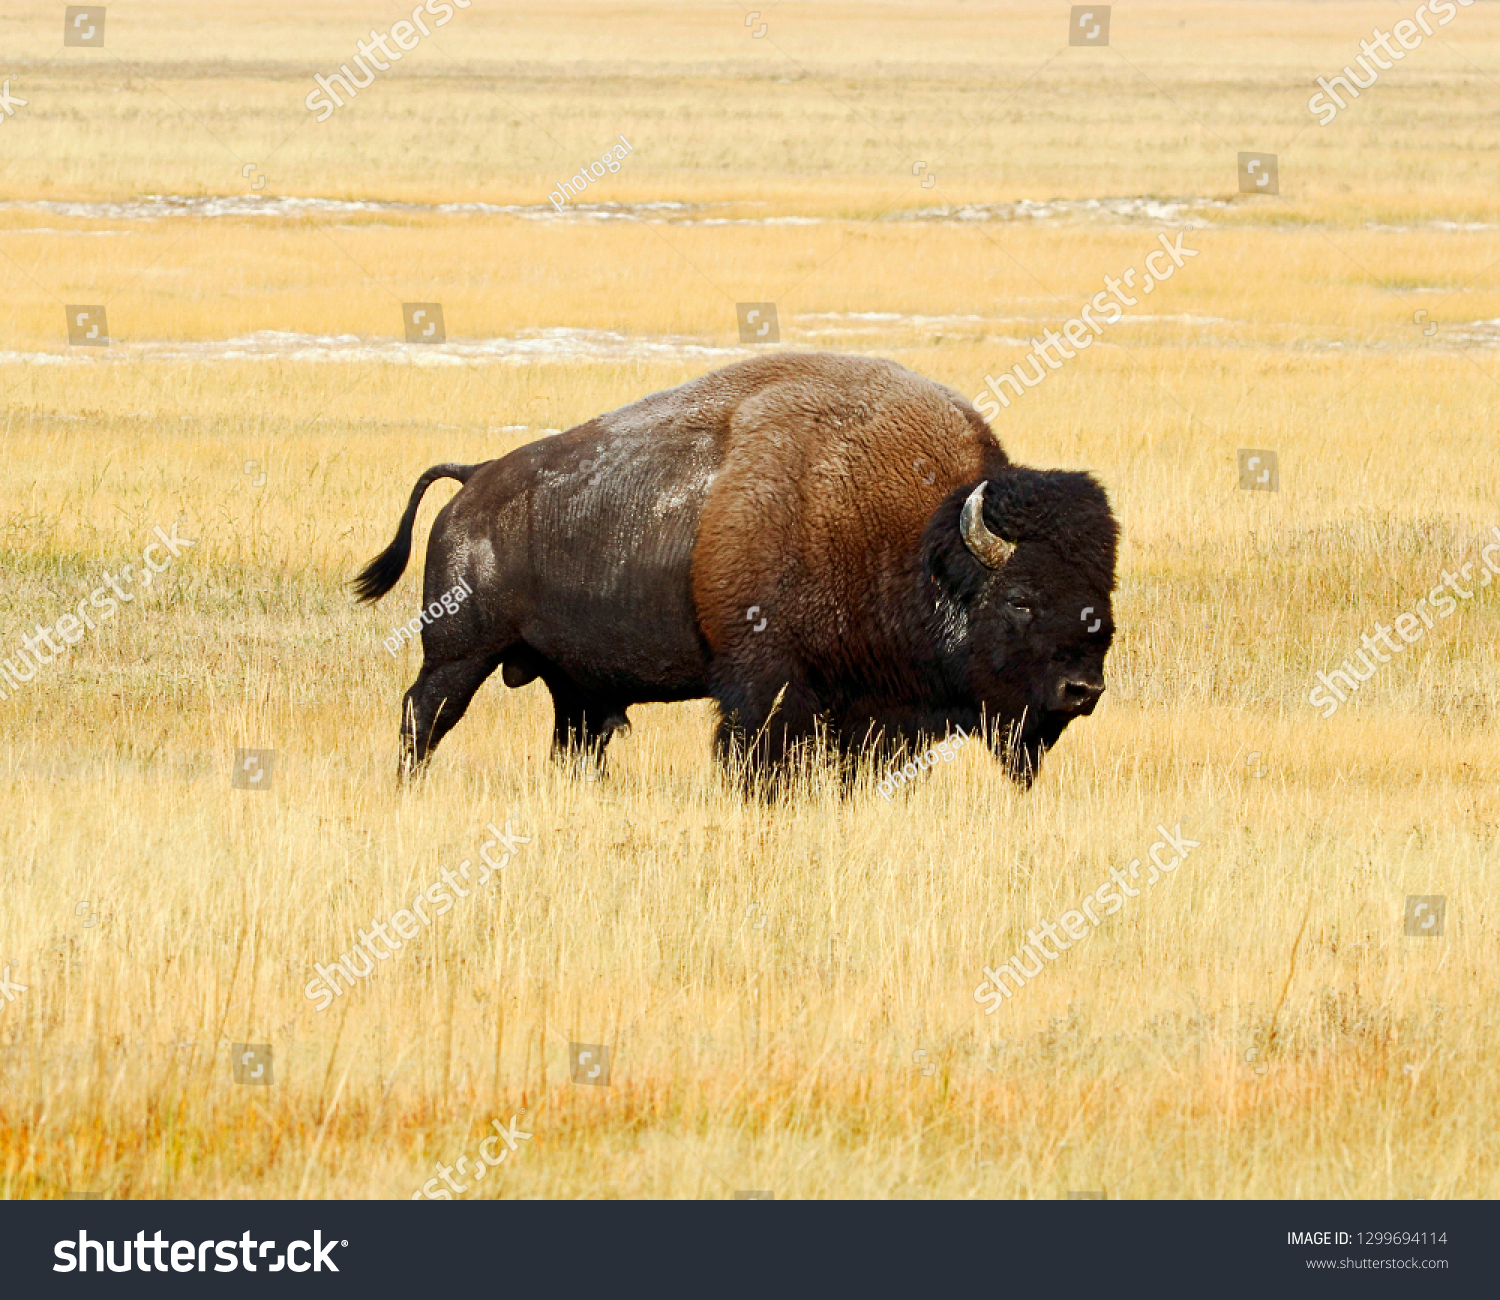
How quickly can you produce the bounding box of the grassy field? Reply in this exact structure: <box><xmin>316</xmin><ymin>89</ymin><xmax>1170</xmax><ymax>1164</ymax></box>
<box><xmin>2</xmin><ymin>0</ymin><xmax>1498</xmax><ymax>1198</ymax></box>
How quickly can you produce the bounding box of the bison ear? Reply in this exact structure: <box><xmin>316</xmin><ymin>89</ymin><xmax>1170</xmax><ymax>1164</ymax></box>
<box><xmin>960</xmin><ymin>482</ymin><xmax>1016</xmax><ymax>569</ymax></box>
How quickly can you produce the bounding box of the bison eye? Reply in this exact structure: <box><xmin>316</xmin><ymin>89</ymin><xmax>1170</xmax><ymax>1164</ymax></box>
<box><xmin>1005</xmin><ymin>592</ymin><xmax>1036</xmax><ymax>622</ymax></box>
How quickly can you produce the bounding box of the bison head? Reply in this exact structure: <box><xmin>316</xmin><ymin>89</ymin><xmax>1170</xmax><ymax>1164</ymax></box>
<box><xmin>923</xmin><ymin>468</ymin><xmax>1119</xmax><ymax>785</ymax></box>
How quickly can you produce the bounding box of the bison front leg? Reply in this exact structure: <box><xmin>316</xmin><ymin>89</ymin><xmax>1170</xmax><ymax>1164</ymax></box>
<box><xmin>399</xmin><ymin>653</ymin><xmax>503</xmax><ymax>780</ymax></box>
<box><xmin>712</xmin><ymin>675</ymin><xmax>823</xmax><ymax>797</ymax></box>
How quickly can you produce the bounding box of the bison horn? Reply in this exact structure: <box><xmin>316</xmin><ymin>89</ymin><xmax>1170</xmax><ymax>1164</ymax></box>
<box><xmin>960</xmin><ymin>482</ymin><xmax>1015</xmax><ymax>569</ymax></box>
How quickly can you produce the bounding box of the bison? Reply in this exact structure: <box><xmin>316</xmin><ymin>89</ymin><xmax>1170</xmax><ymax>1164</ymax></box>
<box><xmin>354</xmin><ymin>352</ymin><xmax>1118</xmax><ymax>789</ymax></box>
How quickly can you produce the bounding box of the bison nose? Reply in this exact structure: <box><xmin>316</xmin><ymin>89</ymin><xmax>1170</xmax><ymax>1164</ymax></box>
<box><xmin>1057</xmin><ymin>678</ymin><xmax>1105</xmax><ymax>712</ymax></box>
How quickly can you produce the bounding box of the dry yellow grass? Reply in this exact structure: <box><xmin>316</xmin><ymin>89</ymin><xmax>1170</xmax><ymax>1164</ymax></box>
<box><xmin>1</xmin><ymin>1</ymin><xmax>1498</xmax><ymax>1199</ymax></box>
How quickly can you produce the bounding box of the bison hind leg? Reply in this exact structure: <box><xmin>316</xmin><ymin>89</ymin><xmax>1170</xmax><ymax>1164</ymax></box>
<box><xmin>541</xmin><ymin>670</ymin><xmax>630</xmax><ymax>777</ymax></box>
<box><xmin>399</xmin><ymin>651</ymin><xmax>504</xmax><ymax>780</ymax></box>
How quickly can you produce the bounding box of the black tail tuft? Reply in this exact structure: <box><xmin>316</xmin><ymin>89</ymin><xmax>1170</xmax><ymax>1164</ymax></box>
<box><xmin>351</xmin><ymin>542</ymin><xmax>411</xmax><ymax>604</ymax></box>
<box><xmin>352</xmin><ymin>463</ymin><xmax>481</xmax><ymax>603</ymax></box>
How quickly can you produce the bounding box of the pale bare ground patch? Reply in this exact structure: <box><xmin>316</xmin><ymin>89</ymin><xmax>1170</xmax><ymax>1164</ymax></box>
<box><xmin>5</xmin><ymin>217</ymin><xmax>1500</xmax><ymax>351</ymax></box>
<box><xmin>4</xmin><ymin>0</ymin><xmax>1500</xmax><ymax>219</ymax></box>
<box><xmin>1</xmin><ymin>0</ymin><xmax>1498</xmax><ymax>1199</ymax></box>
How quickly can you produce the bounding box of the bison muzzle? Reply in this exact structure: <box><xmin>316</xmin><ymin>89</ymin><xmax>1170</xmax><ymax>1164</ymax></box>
<box><xmin>353</xmin><ymin>352</ymin><xmax>1119</xmax><ymax>790</ymax></box>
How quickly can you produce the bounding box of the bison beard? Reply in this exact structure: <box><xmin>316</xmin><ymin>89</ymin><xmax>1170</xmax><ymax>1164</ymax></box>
<box><xmin>353</xmin><ymin>352</ymin><xmax>1119</xmax><ymax>791</ymax></box>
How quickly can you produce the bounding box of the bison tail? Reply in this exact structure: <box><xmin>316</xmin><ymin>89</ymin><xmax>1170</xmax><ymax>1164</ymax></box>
<box><xmin>351</xmin><ymin>463</ymin><xmax>481</xmax><ymax>603</ymax></box>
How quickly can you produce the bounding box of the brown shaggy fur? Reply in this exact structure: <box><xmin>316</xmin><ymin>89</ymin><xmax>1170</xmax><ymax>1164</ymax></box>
<box><xmin>692</xmin><ymin>353</ymin><xmax>1005</xmax><ymax>678</ymax></box>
